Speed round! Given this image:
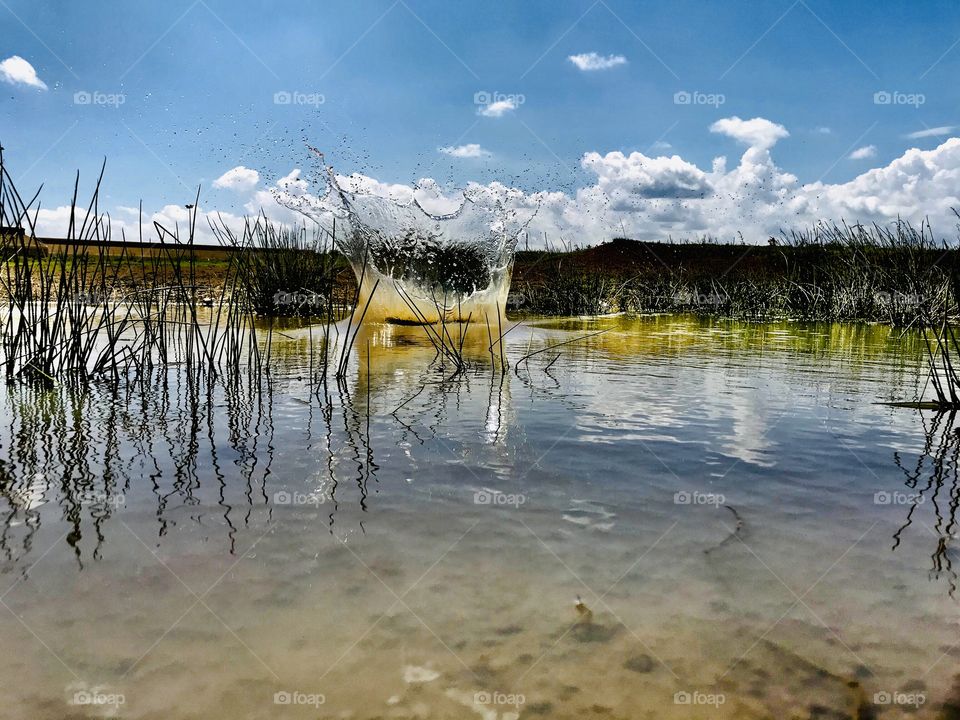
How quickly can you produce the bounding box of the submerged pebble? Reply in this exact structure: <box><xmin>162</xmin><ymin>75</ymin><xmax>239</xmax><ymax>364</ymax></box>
<box><xmin>402</xmin><ymin>665</ymin><xmax>440</xmax><ymax>684</ymax></box>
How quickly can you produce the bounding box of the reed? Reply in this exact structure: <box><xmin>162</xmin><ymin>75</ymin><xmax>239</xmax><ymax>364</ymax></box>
<box><xmin>216</xmin><ymin>217</ymin><xmax>348</xmax><ymax>317</ymax></box>
<box><xmin>0</xmin><ymin>149</ymin><xmax>273</xmax><ymax>386</ymax></box>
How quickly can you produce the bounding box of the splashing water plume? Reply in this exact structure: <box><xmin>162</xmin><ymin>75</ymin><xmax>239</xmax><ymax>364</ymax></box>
<box><xmin>277</xmin><ymin>149</ymin><xmax>535</xmax><ymax>324</ymax></box>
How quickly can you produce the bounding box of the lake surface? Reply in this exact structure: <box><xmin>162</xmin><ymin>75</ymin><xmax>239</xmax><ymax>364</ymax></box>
<box><xmin>0</xmin><ymin>314</ymin><xmax>956</xmax><ymax>719</ymax></box>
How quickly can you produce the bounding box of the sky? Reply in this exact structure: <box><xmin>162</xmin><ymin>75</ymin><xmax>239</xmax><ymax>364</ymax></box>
<box><xmin>2</xmin><ymin>0</ymin><xmax>960</xmax><ymax>245</ymax></box>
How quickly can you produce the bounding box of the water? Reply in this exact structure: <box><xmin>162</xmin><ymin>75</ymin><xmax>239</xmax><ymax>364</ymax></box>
<box><xmin>0</xmin><ymin>314</ymin><xmax>955</xmax><ymax>719</ymax></box>
<box><xmin>276</xmin><ymin>151</ymin><xmax>528</xmax><ymax>323</ymax></box>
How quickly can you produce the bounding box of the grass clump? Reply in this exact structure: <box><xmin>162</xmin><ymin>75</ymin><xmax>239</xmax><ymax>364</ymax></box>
<box><xmin>519</xmin><ymin>271</ymin><xmax>623</xmax><ymax>316</ymax></box>
<box><xmin>219</xmin><ymin>219</ymin><xmax>348</xmax><ymax>317</ymax></box>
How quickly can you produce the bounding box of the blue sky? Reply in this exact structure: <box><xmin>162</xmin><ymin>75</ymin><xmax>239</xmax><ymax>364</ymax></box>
<box><xmin>2</xmin><ymin>0</ymin><xmax>959</xmax><ymax>241</ymax></box>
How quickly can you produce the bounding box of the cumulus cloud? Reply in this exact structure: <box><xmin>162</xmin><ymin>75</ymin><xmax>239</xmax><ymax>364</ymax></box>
<box><xmin>582</xmin><ymin>150</ymin><xmax>712</xmax><ymax>201</ymax></box>
<box><xmin>504</xmin><ymin>126</ymin><xmax>960</xmax><ymax>244</ymax></box>
<box><xmin>30</xmin><ymin>117</ymin><xmax>960</xmax><ymax>249</ymax></box>
<box><xmin>848</xmin><ymin>145</ymin><xmax>877</xmax><ymax>160</ymax></box>
<box><xmin>438</xmin><ymin>143</ymin><xmax>491</xmax><ymax>158</ymax></box>
<box><xmin>478</xmin><ymin>99</ymin><xmax>517</xmax><ymax>118</ymax></box>
<box><xmin>905</xmin><ymin>126</ymin><xmax>956</xmax><ymax>140</ymax></box>
<box><xmin>330</xmin><ymin>172</ymin><xmax>415</xmax><ymax>204</ymax></box>
<box><xmin>33</xmin><ymin>202</ymin><xmax>245</xmax><ymax>246</ymax></box>
<box><xmin>803</xmin><ymin>138</ymin><xmax>960</xmax><ymax>227</ymax></box>
<box><xmin>34</xmin><ymin>206</ymin><xmax>93</xmax><ymax>238</ymax></box>
<box><xmin>710</xmin><ymin>116</ymin><xmax>789</xmax><ymax>150</ymax></box>
<box><xmin>0</xmin><ymin>55</ymin><xmax>47</xmax><ymax>90</ymax></box>
<box><xmin>213</xmin><ymin>166</ymin><xmax>260</xmax><ymax>191</ymax></box>
<box><xmin>230</xmin><ymin>129</ymin><xmax>960</xmax><ymax>247</ymax></box>
<box><xmin>568</xmin><ymin>52</ymin><xmax>627</xmax><ymax>71</ymax></box>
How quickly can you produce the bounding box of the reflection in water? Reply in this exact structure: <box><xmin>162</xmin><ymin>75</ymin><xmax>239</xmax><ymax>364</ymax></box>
<box><xmin>0</xmin><ymin>370</ymin><xmax>373</xmax><ymax>565</ymax></box>
<box><xmin>893</xmin><ymin>410</ymin><xmax>960</xmax><ymax>597</ymax></box>
<box><xmin>0</xmin><ymin>319</ymin><xmax>520</xmax><ymax>566</ymax></box>
<box><xmin>4</xmin><ymin>314</ymin><xmax>960</xmax><ymax>719</ymax></box>
<box><xmin>0</xmin><ymin>371</ymin><xmax>277</xmax><ymax>567</ymax></box>
<box><xmin>0</xmin><ymin>312</ymin><xmax>925</xmax><ymax>569</ymax></box>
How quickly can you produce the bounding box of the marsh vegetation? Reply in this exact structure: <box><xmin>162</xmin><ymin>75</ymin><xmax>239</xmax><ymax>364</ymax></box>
<box><xmin>513</xmin><ymin>220</ymin><xmax>959</xmax><ymax>326</ymax></box>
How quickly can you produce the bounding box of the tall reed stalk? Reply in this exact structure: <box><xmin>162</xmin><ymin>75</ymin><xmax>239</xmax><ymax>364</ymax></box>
<box><xmin>0</xmin><ymin>149</ymin><xmax>272</xmax><ymax>386</ymax></box>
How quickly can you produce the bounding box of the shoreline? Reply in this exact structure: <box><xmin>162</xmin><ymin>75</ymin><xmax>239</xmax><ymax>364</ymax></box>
<box><xmin>11</xmin><ymin>234</ymin><xmax>955</xmax><ymax>326</ymax></box>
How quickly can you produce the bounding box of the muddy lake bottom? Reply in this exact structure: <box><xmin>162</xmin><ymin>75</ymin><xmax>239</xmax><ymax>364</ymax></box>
<box><xmin>0</xmin><ymin>314</ymin><xmax>957</xmax><ymax>719</ymax></box>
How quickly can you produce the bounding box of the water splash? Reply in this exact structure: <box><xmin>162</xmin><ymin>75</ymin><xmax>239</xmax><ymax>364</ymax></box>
<box><xmin>277</xmin><ymin>149</ymin><xmax>536</xmax><ymax>324</ymax></box>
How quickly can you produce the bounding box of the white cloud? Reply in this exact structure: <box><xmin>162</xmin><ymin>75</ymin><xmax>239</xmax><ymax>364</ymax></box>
<box><xmin>438</xmin><ymin>143</ymin><xmax>491</xmax><ymax>158</ymax></box>
<box><xmin>34</xmin><ymin>206</ymin><xmax>92</xmax><ymax>237</ymax></box>
<box><xmin>848</xmin><ymin>145</ymin><xmax>877</xmax><ymax>160</ymax></box>
<box><xmin>244</xmin><ymin>129</ymin><xmax>960</xmax><ymax>247</ymax></box>
<box><xmin>0</xmin><ymin>55</ymin><xmax>47</xmax><ymax>90</ymax></box>
<box><xmin>650</xmin><ymin>140</ymin><xmax>673</xmax><ymax>151</ymax></box>
<box><xmin>568</xmin><ymin>52</ymin><xmax>628</xmax><ymax>71</ymax></box>
<box><xmin>30</xmin><ymin>118</ymin><xmax>960</xmax><ymax>249</ymax></box>
<box><xmin>905</xmin><ymin>126</ymin><xmax>956</xmax><ymax>140</ymax></box>
<box><xmin>33</xmin><ymin>202</ymin><xmax>247</xmax><ymax>245</ymax></box>
<box><xmin>710</xmin><ymin>116</ymin><xmax>789</xmax><ymax>150</ymax></box>
<box><xmin>814</xmin><ymin>126</ymin><xmax>832</xmax><ymax>135</ymax></box>
<box><xmin>582</xmin><ymin>150</ymin><xmax>713</xmax><ymax>201</ymax></box>
<box><xmin>478</xmin><ymin>98</ymin><xmax>518</xmax><ymax>118</ymax></box>
<box><xmin>803</xmin><ymin>138</ymin><xmax>960</xmax><ymax>228</ymax></box>
<box><xmin>213</xmin><ymin>166</ymin><xmax>260</xmax><ymax>191</ymax></box>
<box><xmin>152</xmin><ymin>204</ymin><xmax>192</xmax><ymax>224</ymax></box>
<box><xmin>330</xmin><ymin>172</ymin><xmax>415</xmax><ymax>204</ymax></box>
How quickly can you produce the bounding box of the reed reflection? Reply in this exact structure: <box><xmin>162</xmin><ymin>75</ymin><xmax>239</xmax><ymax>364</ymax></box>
<box><xmin>350</xmin><ymin>321</ymin><xmax>515</xmax><ymax>441</ymax></box>
<box><xmin>892</xmin><ymin>410</ymin><xmax>960</xmax><ymax>598</ymax></box>
<box><xmin>0</xmin><ymin>320</ymin><xmax>524</xmax><ymax>568</ymax></box>
<box><xmin>0</xmin><ymin>372</ymin><xmax>325</xmax><ymax>565</ymax></box>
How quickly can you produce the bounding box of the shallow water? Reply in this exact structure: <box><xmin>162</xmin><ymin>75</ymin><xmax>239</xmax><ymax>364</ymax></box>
<box><xmin>0</xmin><ymin>314</ymin><xmax>956</xmax><ymax>719</ymax></box>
